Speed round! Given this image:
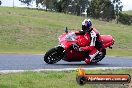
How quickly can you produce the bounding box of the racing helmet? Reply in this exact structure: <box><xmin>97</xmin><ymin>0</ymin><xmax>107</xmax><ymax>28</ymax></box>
<box><xmin>82</xmin><ymin>19</ymin><xmax>92</xmax><ymax>30</ymax></box>
<box><xmin>86</xmin><ymin>19</ymin><xmax>92</xmax><ymax>29</ymax></box>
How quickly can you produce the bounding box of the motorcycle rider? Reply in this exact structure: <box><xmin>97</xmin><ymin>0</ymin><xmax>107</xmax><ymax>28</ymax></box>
<box><xmin>76</xmin><ymin>19</ymin><xmax>100</xmax><ymax>64</ymax></box>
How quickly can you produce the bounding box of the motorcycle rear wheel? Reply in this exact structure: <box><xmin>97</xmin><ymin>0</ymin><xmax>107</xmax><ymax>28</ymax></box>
<box><xmin>91</xmin><ymin>49</ymin><xmax>106</xmax><ymax>63</ymax></box>
<box><xmin>44</xmin><ymin>47</ymin><xmax>64</xmax><ymax>64</ymax></box>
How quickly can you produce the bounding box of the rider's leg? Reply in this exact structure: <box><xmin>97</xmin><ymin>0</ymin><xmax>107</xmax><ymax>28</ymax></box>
<box><xmin>89</xmin><ymin>48</ymin><xmax>99</xmax><ymax>60</ymax></box>
<box><xmin>84</xmin><ymin>48</ymin><xmax>99</xmax><ymax>64</ymax></box>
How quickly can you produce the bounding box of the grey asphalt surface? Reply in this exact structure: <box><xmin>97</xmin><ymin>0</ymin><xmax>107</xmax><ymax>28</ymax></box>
<box><xmin>0</xmin><ymin>54</ymin><xmax>132</xmax><ymax>70</ymax></box>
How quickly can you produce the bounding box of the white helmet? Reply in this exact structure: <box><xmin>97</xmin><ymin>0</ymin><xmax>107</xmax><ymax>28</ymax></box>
<box><xmin>82</xmin><ymin>19</ymin><xmax>92</xmax><ymax>29</ymax></box>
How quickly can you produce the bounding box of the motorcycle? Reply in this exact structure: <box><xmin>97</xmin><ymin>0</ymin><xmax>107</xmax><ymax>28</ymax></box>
<box><xmin>44</xmin><ymin>27</ymin><xmax>115</xmax><ymax>64</ymax></box>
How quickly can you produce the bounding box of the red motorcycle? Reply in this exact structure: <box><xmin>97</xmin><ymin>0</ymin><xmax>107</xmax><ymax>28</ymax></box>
<box><xmin>44</xmin><ymin>28</ymin><xmax>115</xmax><ymax>64</ymax></box>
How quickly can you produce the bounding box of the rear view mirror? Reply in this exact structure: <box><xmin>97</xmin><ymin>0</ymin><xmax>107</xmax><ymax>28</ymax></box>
<box><xmin>65</xmin><ymin>27</ymin><xmax>68</xmax><ymax>33</ymax></box>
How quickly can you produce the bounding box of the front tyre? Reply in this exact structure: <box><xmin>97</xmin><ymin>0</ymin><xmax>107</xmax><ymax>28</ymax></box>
<box><xmin>44</xmin><ymin>47</ymin><xmax>64</xmax><ymax>64</ymax></box>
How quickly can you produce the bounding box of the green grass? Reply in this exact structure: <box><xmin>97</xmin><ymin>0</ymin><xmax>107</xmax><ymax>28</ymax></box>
<box><xmin>0</xmin><ymin>7</ymin><xmax>132</xmax><ymax>56</ymax></box>
<box><xmin>124</xmin><ymin>10</ymin><xmax>132</xmax><ymax>15</ymax></box>
<box><xmin>0</xmin><ymin>69</ymin><xmax>132</xmax><ymax>88</ymax></box>
<box><xmin>107</xmin><ymin>49</ymin><xmax>132</xmax><ymax>56</ymax></box>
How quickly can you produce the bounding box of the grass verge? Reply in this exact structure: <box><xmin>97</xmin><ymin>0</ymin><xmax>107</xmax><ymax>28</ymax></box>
<box><xmin>0</xmin><ymin>7</ymin><xmax>132</xmax><ymax>56</ymax></box>
<box><xmin>0</xmin><ymin>69</ymin><xmax>132</xmax><ymax>88</ymax></box>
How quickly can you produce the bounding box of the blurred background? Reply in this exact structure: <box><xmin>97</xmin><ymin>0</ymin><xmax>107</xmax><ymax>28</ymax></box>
<box><xmin>0</xmin><ymin>0</ymin><xmax>132</xmax><ymax>11</ymax></box>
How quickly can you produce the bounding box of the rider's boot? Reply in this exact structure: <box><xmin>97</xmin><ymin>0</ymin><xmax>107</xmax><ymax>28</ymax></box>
<box><xmin>85</xmin><ymin>58</ymin><xmax>91</xmax><ymax>64</ymax></box>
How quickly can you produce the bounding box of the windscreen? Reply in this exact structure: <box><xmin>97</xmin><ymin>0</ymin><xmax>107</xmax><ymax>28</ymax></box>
<box><xmin>65</xmin><ymin>32</ymin><xmax>77</xmax><ymax>41</ymax></box>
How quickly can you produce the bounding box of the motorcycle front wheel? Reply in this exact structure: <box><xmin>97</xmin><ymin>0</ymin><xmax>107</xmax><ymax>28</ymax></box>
<box><xmin>44</xmin><ymin>47</ymin><xmax>64</xmax><ymax>64</ymax></box>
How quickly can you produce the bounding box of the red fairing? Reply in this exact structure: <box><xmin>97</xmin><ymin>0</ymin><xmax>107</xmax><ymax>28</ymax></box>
<box><xmin>100</xmin><ymin>35</ymin><xmax>115</xmax><ymax>48</ymax></box>
<box><xmin>81</xmin><ymin>46</ymin><xmax>94</xmax><ymax>51</ymax></box>
<box><xmin>75</xmin><ymin>32</ymin><xmax>94</xmax><ymax>51</ymax></box>
<box><xmin>76</xmin><ymin>33</ymin><xmax>90</xmax><ymax>47</ymax></box>
<box><xmin>58</xmin><ymin>33</ymin><xmax>76</xmax><ymax>50</ymax></box>
<box><xmin>79</xmin><ymin>32</ymin><xmax>94</xmax><ymax>51</ymax></box>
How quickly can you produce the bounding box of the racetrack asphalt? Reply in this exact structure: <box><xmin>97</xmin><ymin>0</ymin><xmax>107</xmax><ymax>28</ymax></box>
<box><xmin>0</xmin><ymin>54</ymin><xmax>132</xmax><ymax>70</ymax></box>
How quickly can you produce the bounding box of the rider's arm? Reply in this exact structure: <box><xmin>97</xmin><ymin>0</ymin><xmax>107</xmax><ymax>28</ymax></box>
<box><xmin>80</xmin><ymin>46</ymin><xmax>94</xmax><ymax>51</ymax></box>
<box><xmin>75</xmin><ymin>30</ymin><xmax>85</xmax><ymax>35</ymax></box>
<box><xmin>80</xmin><ymin>30</ymin><xmax>97</xmax><ymax>51</ymax></box>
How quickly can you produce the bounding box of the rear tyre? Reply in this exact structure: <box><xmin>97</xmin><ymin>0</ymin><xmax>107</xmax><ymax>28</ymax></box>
<box><xmin>44</xmin><ymin>47</ymin><xmax>64</xmax><ymax>64</ymax></box>
<box><xmin>91</xmin><ymin>49</ymin><xmax>106</xmax><ymax>63</ymax></box>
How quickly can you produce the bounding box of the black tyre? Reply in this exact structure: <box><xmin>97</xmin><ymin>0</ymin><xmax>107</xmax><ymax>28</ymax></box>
<box><xmin>44</xmin><ymin>47</ymin><xmax>64</xmax><ymax>64</ymax></box>
<box><xmin>91</xmin><ymin>49</ymin><xmax>106</xmax><ymax>63</ymax></box>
